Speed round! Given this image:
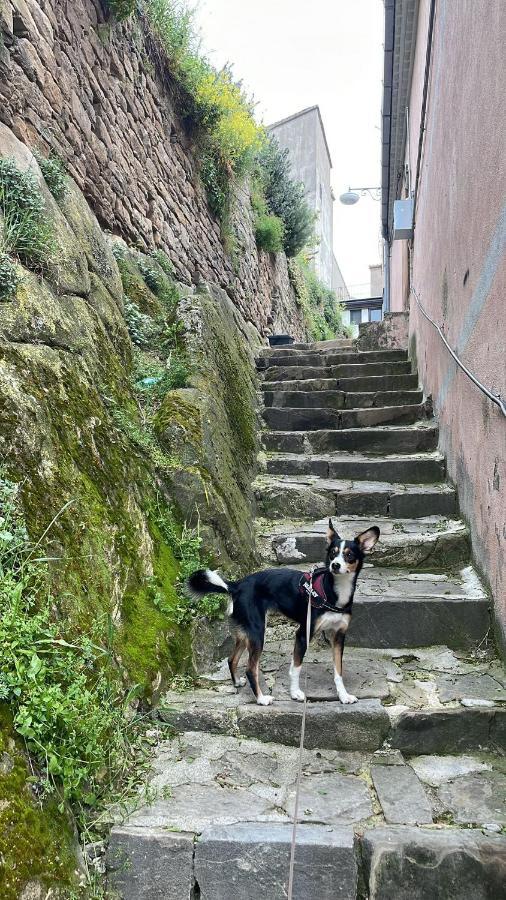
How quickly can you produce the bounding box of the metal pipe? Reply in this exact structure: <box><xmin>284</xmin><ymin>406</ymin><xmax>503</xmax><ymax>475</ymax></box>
<box><xmin>383</xmin><ymin>237</ymin><xmax>391</xmax><ymax>313</ymax></box>
<box><xmin>413</xmin><ymin>0</ymin><xmax>437</xmax><ymax>222</ymax></box>
<box><xmin>410</xmin><ymin>286</ymin><xmax>506</xmax><ymax>417</ymax></box>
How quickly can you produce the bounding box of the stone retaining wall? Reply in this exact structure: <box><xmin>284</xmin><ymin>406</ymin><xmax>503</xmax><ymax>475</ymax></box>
<box><xmin>0</xmin><ymin>0</ymin><xmax>305</xmax><ymax>338</ymax></box>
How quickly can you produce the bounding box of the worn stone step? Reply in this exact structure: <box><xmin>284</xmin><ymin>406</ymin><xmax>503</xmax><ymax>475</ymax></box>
<box><xmin>257</xmin><ymin>348</ymin><xmax>408</xmax><ymax>367</ymax></box>
<box><xmin>263</xmin><ymin>373</ymin><xmax>420</xmax><ymax>393</ymax></box>
<box><xmin>262</xmin><ymin>388</ymin><xmax>424</xmax><ymax>410</ymax></box>
<box><xmin>265</xmin><ymin>451</ymin><xmax>446</xmax><ymax>483</ymax></box>
<box><xmin>262</xmin><ymin>403</ymin><xmax>427</xmax><ymax>431</ymax></box>
<box><xmin>261</xmin><ymin>360</ymin><xmax>413</xmax><ymax>382</ymax></box>
<box><xmin>269</xmin><ymin>565</ymin><xmax>490</xmax><ymax>649</ymax></box>
<box><xmin>107</xmin><ymin>730</ymin><xmax>506</xmax><ymax>898</ymax></box>
<box><xmin>253</xmin><ymin>474</ymin><xmax>457</xmax><ymax>520</ymax></box>
<box><xmin>159</xmin><ymin>643</ymin><xmax>505</xmax><ymax>754</ymax></box>
<box><xmin>256</xmin><ymin>515</ymin><xmax>471</xmax><ymax>569</ymax></box>
<box><xmin>262</xmin><ymin>423</ymin><xmax>439</xmax><ymax>454</ymax></box>
<box><xmin>262</xmin><ymin>373</ymin><xmax>418</xmax><ymax>394</ymax></box>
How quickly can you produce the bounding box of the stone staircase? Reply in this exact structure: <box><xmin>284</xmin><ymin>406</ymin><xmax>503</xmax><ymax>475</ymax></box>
<box><xmin>107</xmin><ymin>341</ymin><xmax>506</xmax><ymax>899</ymax></box>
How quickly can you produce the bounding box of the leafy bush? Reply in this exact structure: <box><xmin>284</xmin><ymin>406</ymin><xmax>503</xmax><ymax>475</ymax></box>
<box><xmin>0</xmin><ymin>158</ymin><xmax>54</xmax><ymax>271</ymax></box>
<box><xmin>107</xmin><ymin>0</ymin><xmax>137</xmax><ymax>20</ymax></box>
<box><xmin>256</xmin><ymin>137</ymin><xmax>314</xmax><ymax>257</ymax></box>
<box><xmin>36</xmin><ymin>153</ymin><xmax>68</xmax><ymax>203</ymax></box>
<box><xmin>0</xmin><ymin>252</ymin><xmax>20</xmax><ymax>301</ymax></box>
<box><xmin>143</xmin><ymin>1</ymin><xmax>264</xmax><ymax>217</ymax></box>
<box><xmin>255</xmin><ymin>213</ymin><xmax>284</xmax><ymax>253</ymax></box>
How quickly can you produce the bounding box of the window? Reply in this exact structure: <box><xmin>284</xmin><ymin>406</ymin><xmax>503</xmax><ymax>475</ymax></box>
<box><xmin>369</xmin><ymin>308</ymin><xmax>382</xmax><ymax>322</ymax></box>
<box><xmin>350</xmin><ymin>309</ymin><xmax>362</xmax><ymax>325</ymax></box>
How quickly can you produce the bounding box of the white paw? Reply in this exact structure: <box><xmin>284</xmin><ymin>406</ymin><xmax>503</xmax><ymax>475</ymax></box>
<box><xmin>291</xmin><ymin>689</ymin><xmax>306</xmax><ymax>702</ymax></box>
<box><xmin>257</xmin><ymin>695</ymin><xmax>273</xmax><ymax>706</ymax></box>
<box><xmin>339</xmin><ymin>692</ymin><xmax>358</xmax><ymax>704</ymax></box>
<box><xmin>235</xmin><ymin>676</ymin><xmax>246</xmax><ymax>687</ymax></box>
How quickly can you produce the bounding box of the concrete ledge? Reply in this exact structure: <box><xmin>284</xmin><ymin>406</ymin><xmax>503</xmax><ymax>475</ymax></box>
<box><xmin>194</xmin><ymin>823</ymin><xmax>357</xmax><ymax>900</ymax></box>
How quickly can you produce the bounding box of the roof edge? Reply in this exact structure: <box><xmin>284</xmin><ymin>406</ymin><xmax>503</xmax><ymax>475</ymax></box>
<box><xmin>268</xmin><ymin>105</ymin><xmax>333</xmax><ymax>168</ymax></box>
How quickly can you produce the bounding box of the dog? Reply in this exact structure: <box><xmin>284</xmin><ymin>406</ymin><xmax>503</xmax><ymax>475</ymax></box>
<box><xmin>187</xmin><ymin>520</ymin><xmax>380</xmax><ymax>706</ymax></box>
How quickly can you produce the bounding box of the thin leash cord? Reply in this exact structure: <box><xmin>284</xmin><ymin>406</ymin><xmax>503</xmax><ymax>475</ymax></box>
<box><xmin>287</xmin><ymin>565</ymin><xmax>315</xmax><ymax>900</ymax></box>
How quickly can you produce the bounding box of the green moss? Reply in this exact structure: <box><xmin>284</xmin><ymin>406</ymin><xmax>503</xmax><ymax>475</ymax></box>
<box><xmin>154</xmin><ymin>391</ymin><xmax>203</xmax><ymax>447</ymax></box>
<box><xmin>0</xmin><ymin>707</ymin><xmax>78</xmax><ymax>900</ymax></box>
<box><xmin>116</xmin><ymin>255</ymin><xmax>162</xmax><ymax>318</ymax></box>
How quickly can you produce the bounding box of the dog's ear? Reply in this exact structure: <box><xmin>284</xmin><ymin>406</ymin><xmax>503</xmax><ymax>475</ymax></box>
<box><xmin>326</xmin><ymin>517</ymin><xmax>339</xmax><ymax>545</ymax></box>
<box><xmin>355</xmin><ymin>526</ymin><xmax>380</xmax><ymax>552</ymax></box>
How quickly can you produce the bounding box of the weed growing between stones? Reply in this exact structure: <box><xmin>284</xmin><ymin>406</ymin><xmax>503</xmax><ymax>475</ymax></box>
<box><xmin>0</xmin><ymin>158</ymin><xmax>55</xmax><ymax>300</ymax></box>
<box><xmin>0</xmin><ymin>158</ymin><xmax>55</xmax><ymax>270</ymax></box>
<box><xmin>35</xmin><ymin>152</ymin><xmax>68</xmax><ymax>203</ymax></box>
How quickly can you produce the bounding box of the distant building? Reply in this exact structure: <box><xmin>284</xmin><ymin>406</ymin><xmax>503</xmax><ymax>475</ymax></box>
<box><xmin>268</xmin><ymin>106</ymin><xmax>348</xmax><ymax>298</ymax></box>
<box><xmin>342</xmin><ymin>264</ymin><xmax>384</xmax><ymax>335</ymax></box>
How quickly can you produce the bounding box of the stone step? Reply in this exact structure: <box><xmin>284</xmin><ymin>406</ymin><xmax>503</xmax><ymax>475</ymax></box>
<box><xmin>262</xmin><ymin>403</ymin><xmax>427</xmax><ymax>431</ymax></box>
<box><xmin>253</xmin><ymin>475</ymin><xmax>458</xmax><ymax>520</ymax></box>
<box><xmin>159</xmin><ymin>643</ymin><xmax>505</xmax><ymax>754</ymax></box>
<box><xmin>262</xmin><ymin>388</ymin><xmax>423</xmax><ymax>410</ymax></box>
<box><xmin>261</xmin><ymin>360</ymin><xmax>413</xmax><ymax>382</ymax></box>
<box><xmin>107</xmin><ymin>729</ymin><xmax>506</xmax><ymax>898</ymax></box>
<box><xmin>262</xmin><ymin>424</ymin><xmax>439</xmax><ymax>454</ymax></box>
<box><xmin>269</xmin><ymin>565</ymin><xmax>489</xmax><ymax>649</ymax></box>
<box><xmin>265</xmin><ymin>451</ymin><xmax>446</xmax><ymax>483</ymax></box>
<box><xmin>256</xmin><ymin>515</ymin><xmax>470</xmax><ymax>569</ymax></box>
<box><xmin>263</xmin><ymin>373</ymin><xmax>420</xmax><ymax>393</ymax></box>
<box><xmin>257</xmin><ymin>348</ymin><xmax>408</xmax><ymax>367</ymax></box>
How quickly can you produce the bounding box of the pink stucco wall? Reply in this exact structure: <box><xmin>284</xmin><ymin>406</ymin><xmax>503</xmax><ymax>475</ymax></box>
<box><xmin>393</xmin><ymin>0</ymin><xmax>506</xmax><ymax>648</ymax></box>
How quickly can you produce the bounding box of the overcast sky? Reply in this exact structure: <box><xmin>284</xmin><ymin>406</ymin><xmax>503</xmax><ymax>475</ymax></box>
<box><xmin>194</xmin><ymin>0</ymin><xmax>385</xmax><ymax>295</ymax></box>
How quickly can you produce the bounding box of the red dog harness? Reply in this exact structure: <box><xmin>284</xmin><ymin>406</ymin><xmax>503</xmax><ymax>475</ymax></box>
<box><xmin>298</xmin><ymin>566</ymin><xmax>353</xmax><ymax>614</ymax></box>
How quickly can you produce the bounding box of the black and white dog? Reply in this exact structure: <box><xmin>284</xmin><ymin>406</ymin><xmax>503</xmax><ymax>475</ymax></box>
<box><xmin>188</xmin><ymin>520</ymin><xmax>379</xmax><ymax>706</ymax></box>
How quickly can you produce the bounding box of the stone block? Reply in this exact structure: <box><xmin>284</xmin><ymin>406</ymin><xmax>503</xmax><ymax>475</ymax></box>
<box><xmin>107</xmin><ymin>826</ymin><xmax>194</xmax><ymax>900</ymax></box>
<box><xmin>194</xmin><ymin>823</ymin><xmax>357</xmax><ymax>900</ymax></box>
<box><xmin>237</xmin><ymin>699</ymin><xmax>390</xmax><ymax>751</ymax></box>
<box><xmin>360</xmin><ymin>826</ymin><xmax>506</xmax><ymax>900</ymax></box>
<box><xmin>389</xmin><ymin>708</ymin><xmax>495</xmax><ymax>754</ymax></box>
<box><xmin>370</xmin><ymin>765</ymin><xmax>433</xmax><ymax>824</ymax></box>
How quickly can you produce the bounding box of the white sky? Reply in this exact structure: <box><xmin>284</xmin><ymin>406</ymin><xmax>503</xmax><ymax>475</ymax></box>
<box><xmin>194</xmin><ymin>0</ymin><xmax>385</xmax><ymax>295</ymax></box>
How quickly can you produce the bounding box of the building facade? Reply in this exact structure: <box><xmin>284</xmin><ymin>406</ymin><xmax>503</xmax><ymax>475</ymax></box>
<box><xmin>382</xmin><ymin>0</ymin><xmax>506</xmax><ymax>649</ymax></box>
<box><xmin>268</xmin><ymin>106</ymin><xmax>348</xmax><ymax>298</ymax></box>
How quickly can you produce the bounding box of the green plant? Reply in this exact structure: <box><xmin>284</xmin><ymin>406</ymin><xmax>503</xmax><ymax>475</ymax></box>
<box><xmin>150</xmin><ymin>248</ymin><xmax>175</xmax><ymax>278</ymax></box>
<box><xmin>0</xmin><ymin>473</ymin><xmax>133</xmax><ymax>805</ymax></box>
<box><xmin>289</xmin><ymin>254</ymin><xmax>349</xmax><ymax>341</ymax></box>
<box><xmin>124</xmin><ymin>298</ymin><xmax>160</xmax><ymax>347</ymax></box>
<box><xmin>36</xmin><ymin>153</ymin><xmax>68</xmax><ymax>203</ymax></box>
<box><xmin>0</xmin><ymin>252</ymin><xmax>21</xmax><ymax>301</ymax></box>
<box><xmin>0</xmin><ymin>158</ymin><xmax>54</xmax><ymax>271</ymax></box>
<box><xmin>153</xmin><ymin>501</ymin><xmax>221</xmax><ymax>623</ymax></box>
<box><xmin>256</xmin><ymin>137</ymin><xmax>314</xmax><ymax>257</ymax></box>
<box><xmin>107</xmin><ymin>0</ymin><xmax>137</xmax><ymax>20</ymax></box>
<box><xmin>255</xmin><ymin>213</ymin><xmax>284</xmax><ymax>253</ymax></box>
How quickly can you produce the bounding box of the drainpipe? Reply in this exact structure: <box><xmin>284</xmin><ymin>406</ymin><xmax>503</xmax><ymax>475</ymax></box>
<box><xmin>382</xmin><ymin>237</ymin><xmax>390</xmax><ymax>313</ymax></box>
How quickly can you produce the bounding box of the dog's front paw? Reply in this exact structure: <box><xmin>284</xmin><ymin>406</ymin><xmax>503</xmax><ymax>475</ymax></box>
<box><xmin>235</xmin><ymin>676</ymin><xmax>247</xmax><ymax>688</ymax></box>
<box><xmin>339</xmin><ymin>692</ymin><xmax>358</xmax><ymax>704</ymax></box>
<box><xmin>257</xmin><ymin>694</ymin><xmax>273</xmax><ymax>706</ymax></box>
<box><xmin>291</xmin><ymin>689</ymin><xmax>305</xmax><ymax>702</ymax></box>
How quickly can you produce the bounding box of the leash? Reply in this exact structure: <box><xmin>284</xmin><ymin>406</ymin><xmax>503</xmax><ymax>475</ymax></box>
<box><xmin>287</xmin><ymin>563</ymin><xmax>315</xmax><ymax>900</ymax></box>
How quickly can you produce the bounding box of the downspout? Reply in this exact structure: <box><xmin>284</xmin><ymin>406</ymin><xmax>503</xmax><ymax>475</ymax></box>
<box><xmin>381</xmin><ymin>0</ymin><xmax>395</xmax><ymax>312</ymax></box>
<box><xmin>412</xmin><ymin>0</ymin><xmax>437</xmax><ymax>228</ymax></box>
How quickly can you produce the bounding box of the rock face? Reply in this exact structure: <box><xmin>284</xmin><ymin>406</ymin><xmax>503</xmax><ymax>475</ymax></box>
<box><xmin>0</xmin><ymin>0</ymin><xmax>305</xmax><ymax>338</ymax></box>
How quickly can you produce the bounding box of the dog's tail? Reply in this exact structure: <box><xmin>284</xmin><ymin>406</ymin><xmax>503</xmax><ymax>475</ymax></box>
<box><xmin>187</xmin><ymin>569</ymin><xmax>233</xmax><ymax>614</ymax></box>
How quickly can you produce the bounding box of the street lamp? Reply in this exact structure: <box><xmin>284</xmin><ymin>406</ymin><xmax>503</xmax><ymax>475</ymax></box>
<box><xmin>339</xmin><ymin>187</ymin><xmax>381</xmax><ymax>204</ymax></box>
<box><xmin>338</xmin><ymin>186</ymin><xmax>389</xmax><ymax>312</ymax></box>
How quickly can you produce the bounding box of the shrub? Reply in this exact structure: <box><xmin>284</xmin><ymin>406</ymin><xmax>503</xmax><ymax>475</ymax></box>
<box><xmin>289</xmin><ymin>254</ymin><xmax>348</xmax><ymax>341</ymax></box>
<box><xmin>36</xmin><ymin>153</ymin><xmax>68</xmax><ymax>203</ymax></box>
<box><xmin>0</xmin><ymin>158</ymin><xmax>54</xmax><ymax>271</ymax></box>
<box><xmin>107</xmin><ymin>0</ymin><xmax>137</xmax><ymax>20</ymax></box>
<box><xmin>256</xmin><ymin>138</ymin><xmax>314</xmax><ymax>257</ymax></box>
<box><xmin>143</xmin><ymin>1</ymin><xmax>264</xmax><ymax>217</ymax></box>
<box><xmin>255</xmin><ymin>213</ymin><xmax>284</xmax><ymax>253</ymax></box>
